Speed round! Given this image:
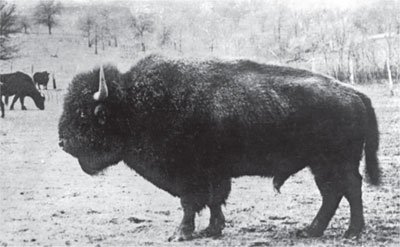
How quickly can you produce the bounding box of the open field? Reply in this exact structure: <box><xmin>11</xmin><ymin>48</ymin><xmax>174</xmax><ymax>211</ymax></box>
<box><xmin>0</xmin><ymin>75</ymin><xmax>399</xmax><ymax>247</ymax></box>
<box><xmin>1</xmin><ymin>15</ymin><xmax>400</xmax><ymax>246</ymax></box>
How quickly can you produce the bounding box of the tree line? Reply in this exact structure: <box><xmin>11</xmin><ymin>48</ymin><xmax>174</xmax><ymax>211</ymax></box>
<box><xmin>1</xmin><ymin>0</ymin><xmax>399</xmax><ymax>87</ymax></box>
<box><xmin>1</xmin><ymin>0</ymin><xmax>62</xmax><ymax>59</ymax></box>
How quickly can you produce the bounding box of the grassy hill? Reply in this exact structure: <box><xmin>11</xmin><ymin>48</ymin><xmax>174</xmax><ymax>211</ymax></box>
<box><xmin>0</xmin><ymin>31</ymin><xmax>136</xmax><ymax>90</ymax></box>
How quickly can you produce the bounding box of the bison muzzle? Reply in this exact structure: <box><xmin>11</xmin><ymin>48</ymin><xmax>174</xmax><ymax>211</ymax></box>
<box><xmin>58</xmin><ymin>55</ymin><xmax>380</xmax><ymax>241</ymax></box>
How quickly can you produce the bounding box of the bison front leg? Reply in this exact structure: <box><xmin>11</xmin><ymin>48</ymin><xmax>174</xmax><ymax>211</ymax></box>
<box><xmin>200</xmin><ymin>205</ymin><xmax>225</xmax><ymax>238</ymax></box>
<box><xmin>10</xmin><ymin>95</ymin><xmax>19</xmax><ymax>110</ymax></box>
<box><xmin>168</xmin><ymin>198</ymin><xmax>197</xmax><ymax>241</ymax></box>
<box><xmin>19</xmin><ymin>96</ymin><xmax>27</xmax><ymax>110</ymax></box>
<box><xmin>200</xmin><ymin>179</ymin><xmax>231</xmax><ymax>238</ymax></box>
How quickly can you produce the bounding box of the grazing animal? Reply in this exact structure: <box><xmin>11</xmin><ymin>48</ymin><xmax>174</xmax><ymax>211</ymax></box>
<box><xmin>33</xmin><ymin>71</ymin><xmax>50</xmax><ymax>90</ymax></box>
<box><xmin>58</xmin><ymin>55</ymin><xmax>380</xmax><ymax>241</ymax></box>
<box><xmin>0</xmin><ymin>72</ymin><xmax>45</xmax><ymax>117</ymax></box>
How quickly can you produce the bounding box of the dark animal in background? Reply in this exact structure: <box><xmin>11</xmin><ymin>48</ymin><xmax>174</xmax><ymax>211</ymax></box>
<box><xmin>58</xmin><ymin>55</ymin><xmax>380</xmax><ymax>241</ymax></box>
<box><xmin>0</xmin><ymin>72</ymin><xmax>45</xmax><ymax>117</ymax></box>
<box><xmin>0</xmin><ymin>81</ymin><xmax>3</xmax><ymax>118</ymax></box>
<box><xmin>33</xmin><ymin>71</ymin><xmax>50</xmax><ymax>90</ymax></box>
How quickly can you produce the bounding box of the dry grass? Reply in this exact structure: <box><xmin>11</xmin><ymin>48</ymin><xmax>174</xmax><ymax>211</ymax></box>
<box><xmin>0</xmin><ymin>29</ymin><xmax>399</xmax><ymax>246</ymax></box>
<box><xmin>0</xmin><ymin>81</ymin><xmax>399</xmax><ymax>247</ymax></box>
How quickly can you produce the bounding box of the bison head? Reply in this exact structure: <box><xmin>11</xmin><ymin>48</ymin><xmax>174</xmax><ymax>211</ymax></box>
<box><xmin>58</xmin><ymin>65</ymin><xmax>126</xmax><ymax>175</ymax></box>
<box><xmin>35</xmin><ymin>93</ymin><xmax>45</xmax><ymax>110</ymax></box>
<box><xmin>41</xmin><ymin>71</ymin><xmax>50</xmax><ymax>82</ymax></box>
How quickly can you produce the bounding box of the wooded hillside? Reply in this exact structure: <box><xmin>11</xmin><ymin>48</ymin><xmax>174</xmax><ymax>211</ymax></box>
<box><xmin>1</xmin><ymin>0</ymin><xmax>399</xmax><ymax>87</ymax></box>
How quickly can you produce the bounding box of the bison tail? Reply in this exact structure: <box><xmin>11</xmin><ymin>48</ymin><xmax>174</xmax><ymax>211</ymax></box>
<box><xmin>359</xmin><ymin>93</ymin><xmax>381</xmax><ymax>185</ymax></box>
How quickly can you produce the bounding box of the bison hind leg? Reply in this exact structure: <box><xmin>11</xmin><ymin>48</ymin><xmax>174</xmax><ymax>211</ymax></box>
<box><xmin>298</xmin><ymin>158</ymin><xmax>362</xmax><ymax>238</ymax></box>
<box><xmin>297</xmin><ymin>172</ymin><xmax>344</xmax><ymax>238</ymax></box>
<box><xmin>343</xmin><ymin>169</ymin><xmax>365</xmax><ymax>238</ymax></box>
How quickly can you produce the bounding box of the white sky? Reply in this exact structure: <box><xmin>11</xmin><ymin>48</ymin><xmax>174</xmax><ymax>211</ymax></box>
<box><xmin>287</xmin><ymin>0</ymin><xmax>379</xmax><ymax>10</ymax></box>
<box><xmin>10</xmin><ymin>0</ymin><xmax>380</xmax><ymax>10</ymax></box>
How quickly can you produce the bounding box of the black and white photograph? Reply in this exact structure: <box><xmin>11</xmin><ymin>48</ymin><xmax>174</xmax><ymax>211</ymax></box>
<box><xmin>1</xmin><ymin>0</ymin><xmax>399</xmax><ymax>246</ymax></box>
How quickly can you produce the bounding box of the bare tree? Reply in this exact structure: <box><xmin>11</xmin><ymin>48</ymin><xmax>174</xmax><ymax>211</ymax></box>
<box><xmin>77</xmin><ymin>12</ymin><xmax>96</xmax><ymax>48</ymax></box>
<box><xmin>0</xmin><ymin>0</ymin><xmax>19</xmax><ymax>60</ymax></box>
<box><xmin>79</xmin><ymin>6</ymin><xmax>127</xmax><ymax>55</ymax></box>
<box><xmin>376</xmin><ymin>0</ymin><xmax>400</xmax><ymax>95</ymax></box>
<box><xmin>273</xmin><ymin>2</ymin><xmax>290</xmax><ymax>57</ymax></box>
<box><xmin>18</xmin><ymin>15</ymin><xmax>31</xmax><ymax>34</ymax></box>
<box><xmin>98</xmin><ymin>9</ymin><xmax>111</xmax><ymax>51</ymax></box>
<box><xmin>33</xmin><ymin>0</ymin><xmax>62</xmax><ymax>35</ymax></box>
<box><xmin>158</xmin><ymin>24</ymin><xmax>172</xmax><ymax>48</ymax></box>
<box><xmin>129</xmin><ymin>13</ymin><xmax>154</xmax><ymax>52</ymax></box>
<box><xmin>352</xmin><ymin>0</ymin><xmax>399</xmax><ymax>90</ymax></box>
<box><xmin>109</xmin><ymin>17</ymin><xmax>121</xmax><ymax>48</ymax></box>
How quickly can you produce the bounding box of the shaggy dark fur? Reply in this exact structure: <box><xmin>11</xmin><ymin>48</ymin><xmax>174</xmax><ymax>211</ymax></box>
<box><xmin>33</xmin><ymin>71</ymin><xmax>50</xmax><ymax>90</ymax></box>
<box><xmin>58</xmin><ymin>55</ymin><xmax>380</xmax><ymax>241</ymax></box>
<box><xmin>0</xmin><ymin>72</ymin><xmax>45</xmax><ymax>118</ymax></box>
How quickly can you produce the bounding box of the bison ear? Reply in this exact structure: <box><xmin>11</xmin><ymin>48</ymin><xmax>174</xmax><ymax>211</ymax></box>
<box><xmin>94</xmin><ymin>104</ymin><xmax>107</xmax><ymax>125</ymax></box>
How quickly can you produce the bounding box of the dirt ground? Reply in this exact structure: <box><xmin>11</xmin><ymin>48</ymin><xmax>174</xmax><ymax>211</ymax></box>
<box><xmin>0</xmin><ymin>85</ymin><xmax>399</xmax><ymax>247</ymax></box>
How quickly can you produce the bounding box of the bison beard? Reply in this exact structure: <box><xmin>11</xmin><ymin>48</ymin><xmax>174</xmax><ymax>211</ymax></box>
<box><xmin>58</xmin><ymin>55</ymin><xmax>381</xmax><ymax>241</ymax></box>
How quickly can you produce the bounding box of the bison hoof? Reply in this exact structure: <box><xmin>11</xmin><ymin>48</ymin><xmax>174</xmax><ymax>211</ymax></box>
<box><xmin>168</xmin><ymin>229</ymin><xmax>193</xmax><ymax>242</ymax></box>
<box><xmin>167</xmin><ymin>233</ymin><xmax>192</xmax><ymax>242</ymax></box>
<box><xmin>198</xmin><ymin>227</ymin><xmax>222</xmax><ymax>238</ymax></box>
<box><xmin>344</xmin><ymin>229</ymin><xmax>362</xmax><ymax>239</ymax></box>
<box><xmin>22</xmin><ymin>107</ymin><xmax>27</xmax><ymax>110</ymax></box>
<box><xmin>296</xmin><ymin>227</ymin><xmax>323</xmax><ymax>238</ymax></box>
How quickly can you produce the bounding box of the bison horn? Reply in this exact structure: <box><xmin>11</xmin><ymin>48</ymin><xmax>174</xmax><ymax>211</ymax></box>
<box><xmin>93</xmin><ymin>65</ymin><xmax>108</xmax><ymax>101</ymax></box>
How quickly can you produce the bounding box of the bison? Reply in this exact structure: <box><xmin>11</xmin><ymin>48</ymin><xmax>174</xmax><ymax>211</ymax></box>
<box><xmin>0</xmin><ymin>72</ymin><xmax>45</xmax><ymax>117</ymax></box>
<box><xmin>33</xmin><ymin>71</ymin><xmax>50</xmax><ymax>90</ymax></box>
<box><xmin>58</xmin><ymin>55</ymin><xmax>380</xmax><ymax>241</ymax></box>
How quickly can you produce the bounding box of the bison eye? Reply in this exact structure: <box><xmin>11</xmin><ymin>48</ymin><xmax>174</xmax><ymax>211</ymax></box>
<box><xmin>76</xmin><ymin>109</ymin><xmax>86</xmax><ymax>118</ymax></box>
<box><xmin>94</xmin><ymin>104</ymin><xmax>107</xmax><ymax>125</ymax></box>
